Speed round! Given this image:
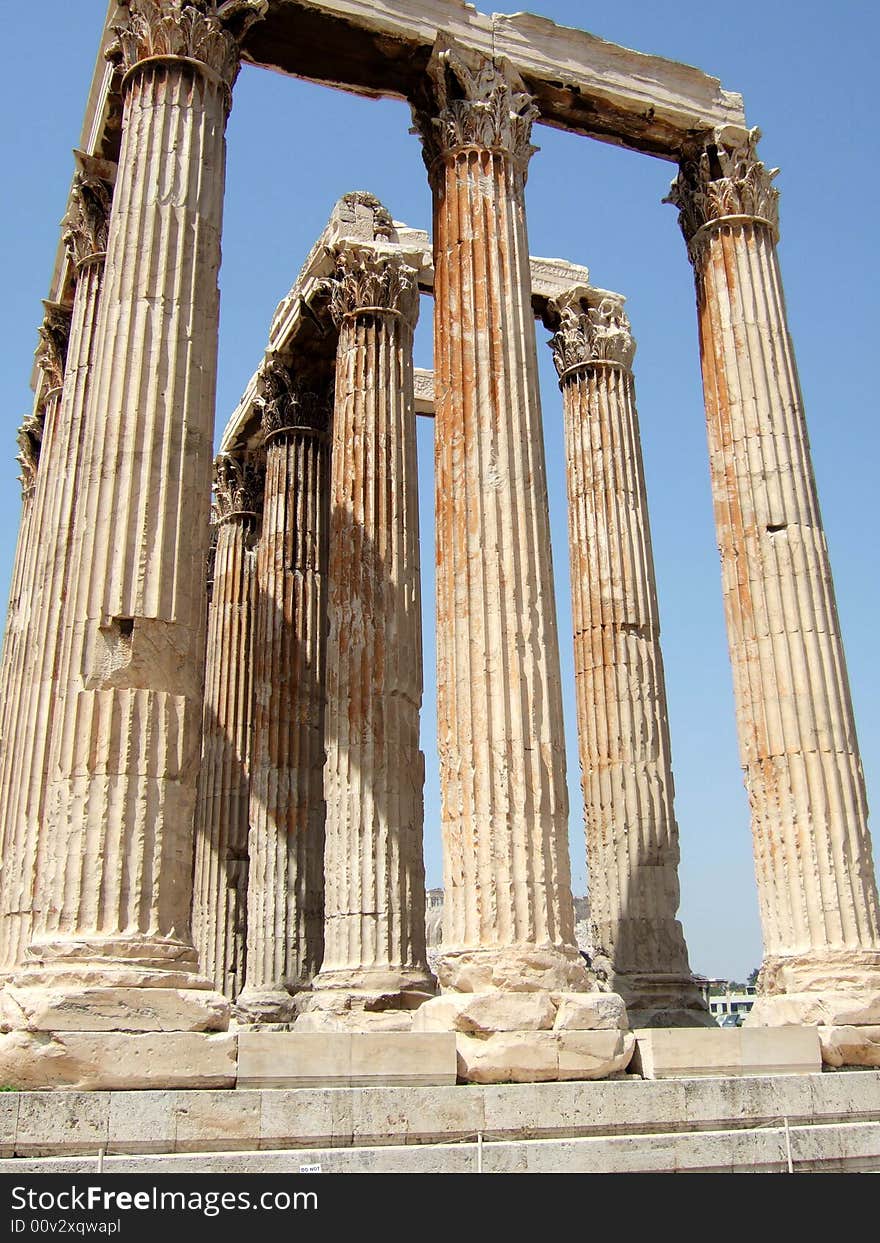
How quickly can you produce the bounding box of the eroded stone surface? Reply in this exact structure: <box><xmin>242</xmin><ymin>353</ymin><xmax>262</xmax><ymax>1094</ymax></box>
<box><xmin>0</xmin><ymin>1032</ymin><xmax>237</xmax><ymax>1091</ymax></box>
<box><xmin>413</xmin><ymin>990</ymin><xmax>628</xmax><ymax>1035</ymax></box>
<box><xmin>747</xmin><ymin>992</ymin><xmax>880</xmax><ymax>1029</ymax></box>
<box><xmin>413</xmin><ymin>992</ymin><xmax>558</xmax><ymax>1034</ymax></box>
<box><xmin>456</xmin><ymin>1029</ymin><xmax>634</xmax><ymax>1085</ymax></box>
<box><xmin>818</xmin><ymin>1026</ymin><xmax>880</xmax><ymax>1068</ymax></box>
<box><xmin>0</xmin><ymin>986</ymin><xmax>229</xmax><ymax>1034</ymax></box>
<box><xmin>552</xmin><ymin>993</ymin><xmax>628</xmax><ymax>1032</ymax></box>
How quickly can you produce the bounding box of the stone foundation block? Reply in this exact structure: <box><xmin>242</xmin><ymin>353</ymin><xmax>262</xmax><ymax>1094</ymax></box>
<box><xmin>0</xmin><ymin>1031</ymin><xmax>237</xmax><ymax>1090</ymax></box>
<box><xmin>294</xmin><ymin>1010</ymin><xmax>414</xmax><ymax>1033</ymax></box>
<box><xmin>15</xmin><ymin>1091</ymin><xmax>109</xmax><ymax>1156</ymax></box>
<box><xmin>0</xmin><ymin>1091</ymin><xmax>18</xmax><ymax>1157</ymax></box>
<box><xmin>746</xmin><ymin>992</ymin><xmax>880</xmax><ymax>1029</ymax></box>
<box><xmin>818</xmin><ymin>1025</ymin><xmax>880</xmax><ymax>1068</ymax></box>
<box><xmin>413</xmin><ymin>989</ymin><xmax>627</xmax><ymax>1036</ymax></box>
<box><xmin>633</xmin><ymin>1026</ymin><xmax>821</xmax><ymax>1079</ymax></box>
<box><xmin>236</xmin><ymin>1031</ymin><xmax>457</xmax><ymax>1088</ymax></box>
<box><xmin>412</xmin><ymin>992</ymin><xmax>556</xmax><ymax>1033</ymax></box>
<box><xmin>455</xmin><ymin>1029</ymin><xmax>634</xmax><ymax>1084</ymax></box>
<box><xmin>436</xmin><ymin>946</ymin><xmax>592</xmax><ymax>994</ymax></box>
<box><xmin>552</xmin><ymin>993</ymin><xmax>628</xmax><ymax>1031</ymax></box>
<box><xmin>0</xmin><ymin>985</ymin><xmax>229</xmax><ymax>1033</ymax></box>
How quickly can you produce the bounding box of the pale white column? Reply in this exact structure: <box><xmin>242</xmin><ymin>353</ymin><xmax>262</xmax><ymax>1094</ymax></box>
<box><xmin>0</xmin><ymin>301</ymin><xmax>71</xmax><ymax>973</ymax></box>
<box><xmin>411</xmin><ymin>38</ymin><xmax>591</xmax><ymax>995</ymax></box>
<box><xmin>668</xmin><ymin>128</ymin><xmax>880</xmax><ymax>1043</ymax></box>
<box><xmin>306</xmin><ymin>245</ymin><xmax>433</xmax><ymax>1026</ymax></box>
<box><xmin>191</xmin><ymin>454</ymin><xmax>260</xmax><ymax>1000</ymax></box>
<box><xmin>236</xmin><ymin>362</ymin><xmax>329</xmax><ymax>1024</ymax></box>
<box><xmin>10</xmin><ymin>1</ymin><xmax>266</xmax><ymax>1032</ymax></box>
<box><xmin>548</xmin><ymin>290</ymin><xmax>709</xmax><ymax>1026</ymax></box>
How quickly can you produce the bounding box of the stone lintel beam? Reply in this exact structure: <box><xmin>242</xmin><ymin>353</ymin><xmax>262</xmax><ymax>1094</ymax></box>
<box><xmin>242</xmin><ymin>0</ymin><xmax>745</xmax><ymax>158</ymax></box>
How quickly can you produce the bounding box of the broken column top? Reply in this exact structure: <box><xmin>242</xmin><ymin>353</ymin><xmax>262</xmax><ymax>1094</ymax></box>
<box><xmin>219</xmin><ymin>190</ymin><xmax>628</xmax><ymax>455</ymax></box>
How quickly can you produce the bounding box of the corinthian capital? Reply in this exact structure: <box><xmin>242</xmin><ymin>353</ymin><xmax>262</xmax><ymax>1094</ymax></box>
<box><xmin>213</xmin><ymin>453</ymin><xmax>262</xmax><ymax>521</ymax></box>
<box><xmin>63</xmin><ymin>170</ymin><xmax>113</xmax><ymax>268</ymax></box>
<box><xmin>16</xmin><ymin>414</ymin><xmax>44</xmax><ymax>495</ymax></box>
<box><xmin>256</xmin><ymin>358</ymin><xmax>330</xmax><ymax>442</ymax></box>
<box><xmin>411</xmin><ymin>36</ymin><xmax>539</xmax><ymax>180</ymax></box>
<box><xmin>35</xmin><ymin>301</ymin><xmax>72</xmax><ymax>393</ymax></box>
<box><xmin>548</xmin><ymin>294</ymin><xmax>635</xmax><ymax>377</ymax></box>
<box><xmin>112</xmin><ymin>0</ymin><xmax>267</xmax><ymax>94</ymax></box>
<box><xmin>665</xmin><ymin>126</ymin><xmax>780</xmax><ymax>254</ymax></box>
<box><xmin>329</xmin><ymin>247</ymin><xmax>420</xmax><ymax>329</ymax></box>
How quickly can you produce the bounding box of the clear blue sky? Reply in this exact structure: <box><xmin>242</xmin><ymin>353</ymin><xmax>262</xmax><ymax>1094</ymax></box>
<box><xmin>1</xmin><ymin>1</ymin><xmax>877</xmax><ymax>982</ymax></box>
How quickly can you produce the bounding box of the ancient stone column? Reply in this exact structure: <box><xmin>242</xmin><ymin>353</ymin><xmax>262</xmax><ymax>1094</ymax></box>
<box><xmin>411</xmin><ymin>38</ymin><xmax>632</xmax><ymax>1082</ymax></box>
<box><xmin>235</xmin><ymin>362</ymin><xmax>329</xmax><ymax>1025</ymax></box>
<box><xmin>0</xmin><ymin>168</ymin><xmax>113</xmax><ymax>980</ymax></box>
<box><xmin>303</xmin><ymin>245</ymin><xmax>433</xmax><ymax>1029</ymax></box>
<box><xmin>411</xmin><ymin>39</ymin><xmax>587</xmax><ymax>992</ymax></box>
<box><xmin>1</xmin><ymin>414</ymin><xmax>44</xmax><ymax>720</ymax></box>
<box><xmin>5</xmin><ymin>2</ymin><xmax>266</xmax><ymax>1043</ymax></box>
<box><xmin>547</xmin><ymin>290</ymin><xmax>710</xmax><ymax>1027</ymax></box>
<box><xmin>0</xmin><ymin>302</ymin><xmax>71</xmax><ymax>973</ymax></box>
<box><xmin>191</xmin><ymin>454</ymin><xmax>261</xmax><ymax>1000</ymax></box>
<box><xmin>667</xmin><ymin>127</ymin><xmax>880</xmax><ymax>1057</ymax></box>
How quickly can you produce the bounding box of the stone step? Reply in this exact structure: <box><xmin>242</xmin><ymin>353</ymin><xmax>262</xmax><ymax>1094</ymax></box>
<box><xmin>3</xmin><ymin>1119</ymin><xmax>880</xmax><ymax>1175</ymax></box>
<box><xmin>1</xmin><ymin>1071</ymin><xmax>878</xmax><ymax>1160</ymax></box>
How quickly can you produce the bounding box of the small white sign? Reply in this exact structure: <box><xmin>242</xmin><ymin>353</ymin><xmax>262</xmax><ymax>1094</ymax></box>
<box><xmin>299</xmin><ymin>1163</ymin><xmax>322</xmax><ymax>1174</ymax></box>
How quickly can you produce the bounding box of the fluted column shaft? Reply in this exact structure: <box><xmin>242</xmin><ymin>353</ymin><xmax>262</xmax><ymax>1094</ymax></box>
<box><xmin>18</xmin><ymin>4</ymin><xmax>262</xmax><ymax>1015</ymax></box>
<box><xmin>0</xmin><ymin>302</ymin><xmax>73</xmax><ymax>971</ymax></box>
<box><xmin>413</xmin><ymin>40</ymin><xmax>588</xmax><ymax>993</ymax></box>
<box><xmin>0</xmin><ymin>470</ymin><xmax>36</xmax><ymax>761</ymax></box>
<box><xmin>236</xmin><ymin>368</ymin><xmax>329</xmax><ymax>1023</ymax></box>
<box><xmin>313</xmin><ymin>247</ymin><xmax>431</xmax><ymax>1001</ymax></box>
<box><xmin>669</xmin><ymin>130</ymin><xmax>880</xmax><ymax>1002</ymax></box>
<box><xmin>192</xmin><ymin>456</ymin><xmax>260</xmax><ymax>1000</ymax></box>
<box><xmin>550</xmin><ymin>294</ymin><xmax>708</xmax><ymax>1022</ymax></box>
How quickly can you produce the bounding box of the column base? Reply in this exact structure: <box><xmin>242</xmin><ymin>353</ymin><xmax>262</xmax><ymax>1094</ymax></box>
<box><xmin>758</xmin><ymin>950</ymin><xmax>880</xmax><ymax>996</ymax></box>
<box><xmin>435</xmin><ymin>943</ymin><xmax>594</xmax><ymax>993</ymax></box>
<box><xmin>746</xmin><ymin>956</ymin><xmax>880</xmax><ymax>1068</ymax></box>
<box><xmin>612</xmin><ymin>973</ymin><xmax>715</xmax><ymax>1029</ymax></box>
<box><xmin>0</xmin><ymin>1030</ymin><xmax>236</xmax><ymax>1090</ymax></box>
<box><xmin>298</xmin><ymin>966</ymin><xmax>436</xmax><ymax>1031</ymax></box>
<box><xmin>5</xmin><ymin>935</ymin><xmax>230</xmax><ymax>1032</ymax></box>
<box><xmin>233</xmin><ymin>988</ymin><xmax>299</xmax><ymax>1028</ymax></box>
<box><xmin>413</xmin><ymin>988</ymin><xmax>632</xmax><ymax>1083</ymax></box>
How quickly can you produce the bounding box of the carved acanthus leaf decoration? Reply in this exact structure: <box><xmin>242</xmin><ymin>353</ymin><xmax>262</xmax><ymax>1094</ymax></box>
<box><xmin>213</xmin><ymin>453</ymin><xmax>262</xmax><ymax>520</ymax></box>
<box><xmin>256</xmin><ymin>359</ymin><xmax>330</xmax><ymax>440</ymax></box>
<box><xmin>112</xmin><ymin>0</ymin><xmax>267</xmax><ymax>93</ymax></box>
<box><xmin>329</xmin><ymin>247</ymin><xmax>420</xmax><ymax>327</ymax></box>
<box><xmin>16</xmin><ymin>414</ymin><xmax>44</xmax><ymax>494</ymax></box>
<box><xmin>412</xmin><ymin>37</ymin><xmax>539</xmax><ymax>180</ymax></box>
<box><xmin>35</xmin><ymin>303</ymin><xmax>72</xmax><ymax>392</ymax></box>
<box><xmin>665</xmin><ymin>127</ymin><xmax>780</xmax><ymax>252</ymax></box>
<box><xmin>63</xmin><ymin>172</ymin><xmax>113</xmax><ymax>266</ymax></box>
<box><xmin>548</xmin><ymin>296</ymin><xmax>635</xmax><ymax>376</ymax></box>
